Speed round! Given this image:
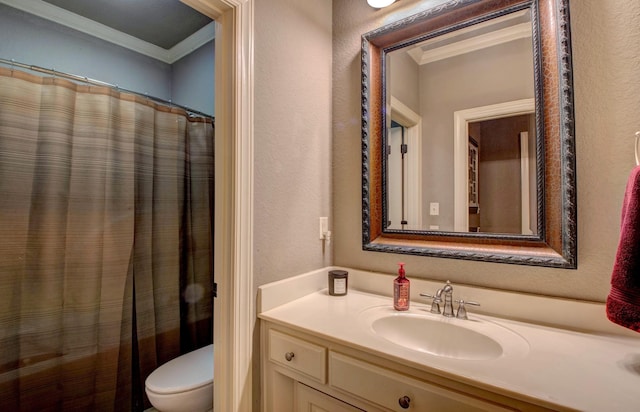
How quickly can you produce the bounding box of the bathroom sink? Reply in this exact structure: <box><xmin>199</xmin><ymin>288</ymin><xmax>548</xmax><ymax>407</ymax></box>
<box><xmin>360</xmin><ymin>306</ymin><xmax>529</xmax><ymax>360</ymax></box>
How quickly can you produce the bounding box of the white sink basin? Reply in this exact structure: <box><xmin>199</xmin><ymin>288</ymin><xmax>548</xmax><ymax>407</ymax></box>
<box><xmin>360</xmin><ymin>306</ymin><xmax>529</xmax><ymax>360</ymax></box>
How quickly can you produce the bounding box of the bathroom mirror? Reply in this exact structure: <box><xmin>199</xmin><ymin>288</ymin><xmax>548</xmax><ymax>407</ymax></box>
<box><xmin>361</xmin><ymin>0</ymin><xmax>576</xmax><ymax>268</ymax></box>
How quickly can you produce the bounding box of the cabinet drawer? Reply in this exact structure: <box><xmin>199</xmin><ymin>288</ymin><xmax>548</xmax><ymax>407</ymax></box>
<box><xmin>329</xmin><ymin>352</ymin><xmax>516</xmax><ymax>412</ymax></box>
<box><xmin>269</xmin><ymin>329</ymin><xmax>326</xmax><ymax>383</ymax></box>
<box><xmin>296</xmin><ymin>382</ymin><xmax>364</xmax><ymax>412</ymax></box>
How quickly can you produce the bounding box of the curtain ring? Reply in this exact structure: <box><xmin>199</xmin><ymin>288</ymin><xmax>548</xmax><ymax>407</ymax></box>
<box><xmin>169</xmin><ymin>99</ymin><xmax>180</xmax><ymax>122</ymax></box>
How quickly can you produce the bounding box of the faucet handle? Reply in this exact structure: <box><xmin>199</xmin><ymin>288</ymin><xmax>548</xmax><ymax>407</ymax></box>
<box><xmin>454</xmin><ymin>300</ymin><xmax>480</xmax><ymax>320</ymax></box>
<box><xmin>419</xmin><ymin>293</ymin><xmax>442</xmax><ymax>314</ymax></box>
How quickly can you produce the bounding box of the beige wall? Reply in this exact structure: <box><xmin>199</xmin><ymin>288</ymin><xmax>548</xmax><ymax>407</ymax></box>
<box><xmin>389</xmin><ymin>49</ymin><xmax>420</xmax><ymax>113</ymax></box>
<box><xmin>253</xmin><ymin>1</ymin><xmax>332</xmax><ymax>409</ymax></box>
<box><xmin>254</xmin><ymin>0</ymin><xmax>333</xmax><ymax>289</ymax></box>
<box><xmin>332</xmin><ymin>0</ymin><xmax>640</xmax><ymax>301</ymax></box>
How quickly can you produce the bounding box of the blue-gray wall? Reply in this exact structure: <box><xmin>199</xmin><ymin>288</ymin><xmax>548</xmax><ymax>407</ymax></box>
<box><xmin>0</xmin><ymin>3</ymin><xmax>214</xmax><ymax>116</ymax></box>
<box><xmin>172</xmin><ymin>40</ymin><xmax>215</xmax><ymax>116</ymax></box>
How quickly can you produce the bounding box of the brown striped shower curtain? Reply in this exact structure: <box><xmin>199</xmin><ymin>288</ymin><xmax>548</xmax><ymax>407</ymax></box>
<box><xmin>0</xmin><ymin>67</ymin><xmax>214</xmax><ymax>411</ymax></box>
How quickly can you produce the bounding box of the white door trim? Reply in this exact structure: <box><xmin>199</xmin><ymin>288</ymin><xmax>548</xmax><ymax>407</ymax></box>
<box><xmin>390</xmin><ymin>96</ymin><xmax>423</xmax><ymax>230</ymax></box>
<box><xmin>181</xmin><ymin>1</ymin><xmax>254</xmax><ymax>411</ymax></box>
<box><xmin>453</xmin><ymin>98</ymin><xmax>535</xmax><ymax>232</ymax></box>
<box><xmin>520</xmin><ymin>131</ymin><xmax>533</xmax><ymax>235</ymax></box>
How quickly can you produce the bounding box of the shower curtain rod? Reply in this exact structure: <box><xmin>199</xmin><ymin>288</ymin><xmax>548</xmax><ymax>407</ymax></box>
<box><xmin>0</xmin><ymin>57</ymin><xmax>214</xmax><ymax>121</ymax></box>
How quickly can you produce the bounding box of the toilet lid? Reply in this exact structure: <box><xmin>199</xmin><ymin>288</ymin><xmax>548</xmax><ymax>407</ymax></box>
<box><xmin>146</xmin><ymin>344</ymin><xmax>214</xmax><ymax>395</ymax></box>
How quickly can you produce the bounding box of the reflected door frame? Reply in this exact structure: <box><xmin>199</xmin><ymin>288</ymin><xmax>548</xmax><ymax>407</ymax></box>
<box><xmin>453</xmin><ymin>98</ymin><xmax>535</xmax><ymax>232</ymax></box>
<box><xmin>519</xmin><ymin>131</ymin><xmax>534</xmax><ymax>234</ymax></box>
<box><xmin>389</xmin><ymin>96</ymin><xmax>423</xmax><ymax>230</ymax></box>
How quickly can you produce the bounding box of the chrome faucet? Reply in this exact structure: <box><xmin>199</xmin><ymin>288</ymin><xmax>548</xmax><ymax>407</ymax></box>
<box><xmin>454</xmin><ymin>299</ymin><xmax>480</xmax><ymax>320</ymax></box>
<box><xmin>420</xmin><ymin>280</ymin><xmax>454</xmax><ymax>317</ymax></box>
<box><xmin>440</xmin><ymin>281</ymin><xmax>454</xmax><ymax>317</ymax></box>
<box><xmin>420</xmin><ymin>281</ymin><xmax>480</xmax><ymax>319</ymax></box>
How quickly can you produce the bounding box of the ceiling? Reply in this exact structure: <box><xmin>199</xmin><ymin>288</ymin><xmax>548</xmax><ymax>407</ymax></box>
<box><xmin>39</xmin><ymin>0</ymin><xmax>212</xmax><ymax>49</ymax></box>
<box><xmin>0</xmin><ymin>0</ymin><xmax>214</xmax><ymax>63</ymax></box>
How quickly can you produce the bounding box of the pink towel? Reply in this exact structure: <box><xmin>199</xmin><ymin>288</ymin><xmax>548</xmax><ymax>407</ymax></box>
<box><xmin>606</xmin><ymin>166</ymin><xmax>640</xmax><ymax>333</ymax></box>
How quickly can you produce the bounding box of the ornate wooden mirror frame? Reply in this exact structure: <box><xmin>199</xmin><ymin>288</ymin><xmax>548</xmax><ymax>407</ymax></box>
<box><xmin>361</xmin><ymin>0</ymin><xmax>577</xmax><ymax>268</ymax></box>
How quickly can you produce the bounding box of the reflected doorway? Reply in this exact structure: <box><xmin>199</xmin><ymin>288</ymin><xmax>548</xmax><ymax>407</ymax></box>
<box><xmin>468</xmin><ymin>114</ymin><xmax>536</xmax><ymax>234</ymax></box>
<box><xmin>386</xmin><ymin>96</ymin><xmax>423</xmax><ymax>231</ymax></box>
<box><xmin>453</xmin><ymin>98</ymin><xmax>536</xmax><ymax>234</ymax></box>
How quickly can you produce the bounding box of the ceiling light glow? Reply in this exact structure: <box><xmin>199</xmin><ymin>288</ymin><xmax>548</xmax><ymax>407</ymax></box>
<box><xmin>367</xmin><ymin>0</ymin><xmax>396</xmax><ymax>8</ymax></box>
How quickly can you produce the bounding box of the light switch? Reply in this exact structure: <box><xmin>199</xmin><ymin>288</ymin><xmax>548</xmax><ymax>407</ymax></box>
<box><xmin>319</xmin><ymin>217</ymin><xmax>328</xmax><ymax>239</ymax></box>
<box><xmin>429</xmin><ymin>202</ymin><xmax>439</xmax><ymax>216</ymax></box>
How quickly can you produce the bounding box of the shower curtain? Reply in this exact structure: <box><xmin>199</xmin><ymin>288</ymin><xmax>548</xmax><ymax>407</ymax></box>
<box><xmin>0</xmin><ymin>67</ymin><xmax>214</xmax><ymax>411</ymax></box>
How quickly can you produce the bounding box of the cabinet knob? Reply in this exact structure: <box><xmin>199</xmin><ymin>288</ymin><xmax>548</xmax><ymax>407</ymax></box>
<box><xmin>284</xmin><ymin>352</ymin><xmax>295</xmax><ymax>362</ymax></box>
<box><xmin>398</xmin><ymin>395</ymin><xmax>411</xmax><ymax>409</ymax></box>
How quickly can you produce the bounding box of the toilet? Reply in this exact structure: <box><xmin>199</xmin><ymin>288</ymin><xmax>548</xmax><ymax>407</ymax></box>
<box><xmin>145</xmin><ymin>344</ymin><xmax>214</xmax><ymax>412</ymax></box>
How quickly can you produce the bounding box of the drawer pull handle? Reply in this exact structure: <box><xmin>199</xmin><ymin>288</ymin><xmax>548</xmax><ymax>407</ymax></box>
<box><xmin>284</xmin><ymin>352</ymin><xmax>295</xmax><ymax>362</ymax></box>
<box><xmin>398</xmin><ymin>395</ymin><xmax>411</xmax><ymax>409</ymax></box>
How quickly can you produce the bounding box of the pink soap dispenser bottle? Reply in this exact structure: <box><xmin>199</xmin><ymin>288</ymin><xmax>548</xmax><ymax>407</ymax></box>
<box><xmin>394</xmin><ymin>262</ymin><xmax>410</xmax><ymax>311</ymax></box>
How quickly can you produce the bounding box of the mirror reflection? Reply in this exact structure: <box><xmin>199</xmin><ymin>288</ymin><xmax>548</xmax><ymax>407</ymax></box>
<box><xmin>385</xmin><ymin>9</ymin><xmax>537</xmax><ymax>235</ymax></box>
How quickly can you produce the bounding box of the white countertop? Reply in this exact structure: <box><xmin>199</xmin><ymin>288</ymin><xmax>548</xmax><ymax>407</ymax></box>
<box><xmin>259</xmin><ymin>288</ymin><xmax>640</xmax><ymax>411</ymax></box>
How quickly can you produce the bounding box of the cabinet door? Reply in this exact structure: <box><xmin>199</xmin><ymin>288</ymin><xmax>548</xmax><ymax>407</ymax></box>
<box><xmin>295</xmin><ymin>382</ymin><xmax>364</xmax><ymax>412</ymax></box>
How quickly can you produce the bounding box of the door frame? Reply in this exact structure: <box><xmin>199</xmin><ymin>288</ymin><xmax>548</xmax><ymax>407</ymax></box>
<box><xmin>181</xmin><ymin>1</ymin><xmax>255</xmax><ymax>411</ymax></box>
<box><xmin>389</xmin><ymin>96</ymin><xmax>423</xmax><ymax>230</ymax></box>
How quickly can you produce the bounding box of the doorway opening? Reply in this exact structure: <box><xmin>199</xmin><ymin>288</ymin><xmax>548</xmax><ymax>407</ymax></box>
<box><xmin>453</xmin><ymin>98</ymin><xmax>536</xmax><ymax>233</ymax></box>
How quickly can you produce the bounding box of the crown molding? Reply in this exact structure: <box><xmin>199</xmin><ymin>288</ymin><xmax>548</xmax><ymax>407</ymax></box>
<box><xmin>408</xmin><ymin>22</ymin><xmax>532</xmax><ymax>65</ymax></box>
<box><xmin>405</xmin><ymin>9</ymin><xmax>531</xmax><ymax>66</ymax></box>
<box><xmin>169</xmin><ymin>22</ymin><xmax>216</xmax><ymax>62</ymax></box>
<box><xmin>0</xmin><ymin>0</ymin><xmax>214</xmax><ymax>64</ymax></box>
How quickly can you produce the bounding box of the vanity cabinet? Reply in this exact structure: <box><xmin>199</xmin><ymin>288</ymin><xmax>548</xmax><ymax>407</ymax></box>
<box><xmin>261</xmin><ymin>322</ymin><xmax>552</xmax><ymax>412</ymax></box>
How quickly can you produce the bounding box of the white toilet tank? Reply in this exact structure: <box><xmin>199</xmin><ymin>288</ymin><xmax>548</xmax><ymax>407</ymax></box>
<box><xmin>145</xmin><ymin>344</ymin><xmax>214</xmax><ymax>412</ymax></box>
